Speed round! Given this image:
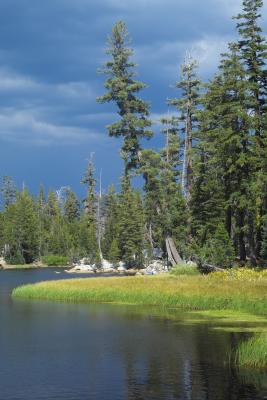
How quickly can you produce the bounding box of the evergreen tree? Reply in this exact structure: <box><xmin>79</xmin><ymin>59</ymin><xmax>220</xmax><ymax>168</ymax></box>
<box><xmin>36</xmin><ymin>184</ymin><xmax>46</xmax><ymax>258</ymax></box>
<box><xmin>260</xmin><ymin>215</ymin><xmax>267</xmax><ymax>260</ymax></box>
<box><xmin>0</xmin><ymin>176</ymin><xmax>16</xmax><ymax>209</ymax></box>
<box><xmin>235</xmin><ymin>0</ymin><xmax>267</xmax><ymax>144</ymax></box>
<box><xmin>98</xmin><ymin>21</ymin><xmax>153</xmax><ymax>182</ymax></box>
<box><xmin>192</xmin><ymin>43</ymin><xmax>253</xmax><ymax>262</ymax></box>
<box><xmin>102</xmin><ymin>185</ymin><xmax>120</xmax><ymax>259</ymax></box>
<box><xmin>81</xmin><ymin>157</ymin><xmax>97</xmax><ymax>221</ymax></box>
<box><xmin>109</xmin><ymin>238</ymin><xmax>120</xmax><ymax>265</ymax></box>
<box><xmin>140</xmin><ymin>149</ymin><xmax>163</xmax><ymax>252</ymax></box>
<box><xmin>64</xmin><ymin>188</ymin><xmax>80</xmax><ymax>222</ymax></box>
<box><xmin>200</xmin><ymin>223</ymin><xmax>235</xmax><ymax>268</ymax></box>
<box><xmin>168</xmin><ymin>56</ymin><xmax>201</xmax><ymax>201</ymax></box>
<box><xmin>235</xmin><ymin>0</ymin><xmax>267</xmax><ymax>256</ymax></box>
<box><xmin>118</xmin><ymin>187</ymin><xmax>144</xmax><ymax>267</ymax></box>
<box><xmin>4</xmin><ymin>190</ymin><xmax>38</xmax><ymax>264</ymax></box>
<box><xmin>80</xmin><ymin>159</ymin><xmax>99</xmax><ymax>262</ymax></box>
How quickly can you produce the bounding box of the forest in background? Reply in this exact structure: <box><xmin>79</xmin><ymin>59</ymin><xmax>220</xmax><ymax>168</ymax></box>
<box><xmin>0</xmin><ymin>0</ymin><xmax>266</xmax><ymax>269</ymax></box>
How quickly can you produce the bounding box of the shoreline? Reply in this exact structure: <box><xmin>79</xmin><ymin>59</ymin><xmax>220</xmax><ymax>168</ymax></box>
<box><xmin>0</xmin><ymin>264</ymin><xmax>69</xmax><ymax>270</ymax></box>
<box><xmin>12</xmin><ymin>273</ymin><xmax>267</xmax><ymax>369</ymax></box>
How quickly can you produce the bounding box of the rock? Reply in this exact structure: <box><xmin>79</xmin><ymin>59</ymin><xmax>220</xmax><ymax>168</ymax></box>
<box><xmin>143</xmin><ymin>260</ymin><xmax>168</xmax><ymax>275</ymax></box>
<box><xmin>139</xmin><ymin>269</ymin><xmax>146</xmax><ymax>275</ymax></box>
<box><xmin>126</xmin><ymin>269</ymin><xmax>137</xmax><ymax>275</ymax></box>
<box><xmin>72</xmin><ymin>264</ymin><xmax>95</xmax><ymax>272</ymax></box>
<box><xmin>117</xmin><ymin>266</ymin><xmax>126</xmax><ymax>272</ymax></box>
<box><xmin>66</xmin><ymin>266</ymin><xmax>95</xmax><ymax>274</ymax></box>
<box><xmin>118</xmin><ymin>261</ymin><xmax>126</xmax><ymax>269</ymax></box>
<box><xmin>0</xmin><ymin>257</ymin><xmax>8</xmax><ymax>268</ymax></box>
<box><xmin>153</xmin><ymin>248</ymin><xmax>164</xmax><ymax>259</ymax></box>
<box><xmin>186</xmin><ymin>260</ymin><xmax>197</xmax><ymax>267</ymax></box>
<box><xmin>102</xmin><ymin>268</ymin><xmax>116</xmax><ymax>273</ymax></box>
<box><xmin>102</xmin><ymin>259</ymin><xmax>114</xmax><ymax>270</ymax></box>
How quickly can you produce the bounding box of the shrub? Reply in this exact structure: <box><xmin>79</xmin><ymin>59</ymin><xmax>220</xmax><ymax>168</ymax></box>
<box><xmin>170</xmin><ymin>263</ymin><xmax>200</xmax><ymax>276</ymax></box>
<box><xmin>5</xmin><ymin>251</ymin><xmax>25</xmax><ymax>265</ymax></box>
<box><xmin>200</xmin><ymin>223</ymin><xmax>235</xmax><ymax>268</ymax></box>
<box><xmin>41</xmin><ymin>255</ymin><xmax>69</xmax><ymax>266</ymax></box>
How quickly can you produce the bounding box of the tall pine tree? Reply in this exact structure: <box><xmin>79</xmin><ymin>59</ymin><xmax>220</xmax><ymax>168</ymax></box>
<box><xmin>98</xmin><ymin>21</ymin><xmax>153</xmax><ymax>184</ymax></box>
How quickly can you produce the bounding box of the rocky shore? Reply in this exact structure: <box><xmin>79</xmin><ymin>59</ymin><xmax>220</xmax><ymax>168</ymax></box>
<box><xmin>66</xmin><ymin>259</ymin><xmax>169</xmax><ymax>275</ymax></box>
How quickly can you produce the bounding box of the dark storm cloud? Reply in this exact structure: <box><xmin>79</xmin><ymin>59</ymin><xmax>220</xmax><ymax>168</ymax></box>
<box><xmin>0</xmin><ymin>0</ymin><xmax>265</xmax><ymax>191</ymax></box>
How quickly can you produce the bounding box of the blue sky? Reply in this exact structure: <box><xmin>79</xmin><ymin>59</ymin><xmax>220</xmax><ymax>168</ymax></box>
<box><xmin>0</xmin><ymin>0</ymin><xmax>266</xmax><ymax>196</ymax></box>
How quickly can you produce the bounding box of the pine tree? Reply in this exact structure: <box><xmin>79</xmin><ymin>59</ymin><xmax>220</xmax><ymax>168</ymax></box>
<box><xmin>81</xmin><ymin>157</ymin><xmax>97</xmax><ymax>222</ymax></box>
<box><xmin>140</xmin><ymin>149</ymin><xmax>163</xmax><ymax>252</ymax></box>
<box><xmin>108</xmin><ymin>238</ymin><xmax>120</xmax><ymax>265</ymax></box>
<box><xmin>36</xmin><ymin>184</ymin><xmax>46</xmax><ymax>258</ymax></box>
<box><xmin>118</xmin><ymin>187</ymin><xmax>144</xmax><ymax>267</ymax></box>
<box><xmin>98</xmin><ymin>21</ymin><xmax>153</xmax><ymax>182</ymax></box>
<box><xmin>64</xmin><ymin>188</ymin><xmax>80</xmax><ymax>222</ymax></box>
<box><xmin>80</xmin><ymin>158</ymin><xmax>99</xmax><ymax>262</ymax></box>
<box><xmin>235</xmin><ymin>0</ymin><xmax>267</xmax><ymax>144</ymax></box>
<box><xmin>102</xmin><ymin>185</ymin><xmax>120</xmax><ymax>259</ymax></box>
<box><xmin>0</xmin><ymin>176</ymin><xmax>16</xmax><ymax>209</ymax></box>
<box><xmin>168</xmin><ymin>56</ymin><xmax>201</xmax><ymax>201</ymax></box>
<box><xmin>235</xmin><ymin>0</ymin><xmax>267</xmax><ymax>256</ymax></box>
<box><xmin>160</xmin><ymin>116</ymin><xmax>188</xmax><ymax>256</ymax></box>
<box><xmin>193</xmin><ymin>43</ymin><xmax>253</xmax><ymax>262</ymax></box>
<box><xmin>200</xmin><ymin>223</ymin><xmax>235</xmax><ymax>268</ymax></box>
<box><xmin>4</xmin><ymin>190</ymin><xmax>39</xmax><ymax>264</ymax></box>
<box><xmin>260</xmin><ymin>215</ymin><xmax>267</xmax><ymax>260</ymax></box>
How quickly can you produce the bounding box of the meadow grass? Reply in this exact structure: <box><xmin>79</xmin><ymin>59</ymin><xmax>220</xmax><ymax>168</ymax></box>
<box><xmin>13</xmin><ymin>271</ymin><xmax>267</xmax><ymax>369</ymax></box>
<box><xmin>12</xmin><ymin>273</ymin><xmax>267</xmax><ymax>315</ymax></box>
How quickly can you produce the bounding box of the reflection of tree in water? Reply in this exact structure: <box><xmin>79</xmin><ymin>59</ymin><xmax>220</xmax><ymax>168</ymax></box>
<box><xmin>115</xmin><ymin>315</ymin><xmax>262</xmax><ymax>400</ymax></box>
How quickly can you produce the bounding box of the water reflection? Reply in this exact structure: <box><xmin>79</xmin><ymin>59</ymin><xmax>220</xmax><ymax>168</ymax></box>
<box><xmin>0</xmin><ymin>269</ymin><xmax>266</xmax><ymax>400</ymax></box>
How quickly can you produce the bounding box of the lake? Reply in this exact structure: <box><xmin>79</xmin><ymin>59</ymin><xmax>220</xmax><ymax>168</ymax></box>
<box><xmin>0</xmin><ymin>269</ymin><xmax>266</xmax><ymax>400</ymax></box>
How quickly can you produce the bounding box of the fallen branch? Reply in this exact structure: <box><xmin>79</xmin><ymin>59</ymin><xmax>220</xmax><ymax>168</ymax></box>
<box><xmin>191</xmin><ymin>256</ymin><xmax>224</xmax><ymax>272</ymax></box>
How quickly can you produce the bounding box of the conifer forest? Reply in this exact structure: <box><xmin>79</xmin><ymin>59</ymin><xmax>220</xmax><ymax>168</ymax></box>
<box><xmin>1</xmin><ymin>0</ymin><xmax>266</xmax><ymax>270</ymax></box>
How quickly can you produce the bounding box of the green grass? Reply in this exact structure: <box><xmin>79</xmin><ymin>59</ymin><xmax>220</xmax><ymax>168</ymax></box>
<box><xmin>12</xmin><ymin>273</ymin><xmax>267</xmax><ymax>315</ymax></box>
<box><xmin>170</xmin><ymin>263</ymin><xmax>200</xmax><ymax>276</ymax></box>
<box><xmin>12</xmin><ymin>272</ymin><xmax>267</xmax><ymax>369</ymax></box>
<box><xmin>235</xmin><ymin>334</ymin><xmax>267</xmax><ymax>369</ymax></box>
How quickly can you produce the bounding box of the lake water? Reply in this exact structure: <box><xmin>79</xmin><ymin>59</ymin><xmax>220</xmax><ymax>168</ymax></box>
<box><xmin>0</xmin><ymin>269</ymin><xmax>266</xmax><ymax>400</ymax></box>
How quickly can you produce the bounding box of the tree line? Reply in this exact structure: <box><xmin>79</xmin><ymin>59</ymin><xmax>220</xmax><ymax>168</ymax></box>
<box><xmin>0</xmin><ymin>0</ymin><xmax>266</xmax><ymax>267</ymax></box>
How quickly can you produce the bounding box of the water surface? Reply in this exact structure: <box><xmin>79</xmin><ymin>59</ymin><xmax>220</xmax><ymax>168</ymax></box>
<box><xmin>0</xmin><ymin>269</ymin><xmax>266</xmax><ymax>400</ymax></box>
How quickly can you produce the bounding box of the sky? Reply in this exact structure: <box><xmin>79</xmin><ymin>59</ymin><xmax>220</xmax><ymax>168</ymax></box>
<box><xmin>0</xmin><ymin>0</ymin><xmax>266</xmax><ymax>197</ymax></box>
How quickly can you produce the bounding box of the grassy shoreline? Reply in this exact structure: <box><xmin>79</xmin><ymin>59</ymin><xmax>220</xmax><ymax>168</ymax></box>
<box><xmin>12</xmin><ymin>273</ymin><xmax>267</xmax><ymax>369</ymax></box>
<box><xmin>1</xmin><ymin>264</ymin><xmax>69</xmax><ymax>270</ymax></box>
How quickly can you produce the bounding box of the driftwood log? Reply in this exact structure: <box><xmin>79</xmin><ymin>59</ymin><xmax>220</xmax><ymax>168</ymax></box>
<box><xmin>164</xmin><ymin>237</ymin><xmax>224</xmax><ymax>272</ymax></box>
<box><xmin>191</xmin><ymin>256</ymin><xmax>224</xmax><ymax>273</ymax></box>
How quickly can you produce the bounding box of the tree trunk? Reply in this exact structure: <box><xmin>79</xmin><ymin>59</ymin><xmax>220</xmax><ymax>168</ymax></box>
<box><xmin>192</xmin><ymin>256</ymin><xmax>224</xmax><ymax>272</ymax></box>
<box><xmin>238</xmin><ymin>210</ymin><xmax>246</xmax><ymax>262</ymax></box>
<box><xmin>166</xmin><ymin>236</ymin><xmax>183</xmax><ymax>266</ymax></box>
<box><xmin>247</xmin><ymin>211</ymin><xmax>257</xmax><ymax>266</ymax></box>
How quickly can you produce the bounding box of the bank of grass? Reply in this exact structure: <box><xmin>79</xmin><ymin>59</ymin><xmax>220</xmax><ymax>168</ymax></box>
<box><xmin>13</xmin><ymin>270</ymin><xmax>267</xmax><ymax>369</ymax></box>
<box><xmin>3</xmin><ymin>264</ymin><xmax>38</xmax><ymax>270</ymax></box>
<box><xmin>13</xmin><ymin>271</ymin><xmax>267</xmax><ymax>315</ymax></box>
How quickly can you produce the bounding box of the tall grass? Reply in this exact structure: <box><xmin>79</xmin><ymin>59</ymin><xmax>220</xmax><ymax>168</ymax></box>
<box><xmin>170</xmin><ymin>263</ymin><xmax>200</xmax><ymax>276</ymax></box>
<box><xmin>235</xmin><ymin>334</ymin><xmax>267</xmax><ymax>369</ymax></box>
<box><xmin>12</xmin><ymin>273</ymin><xmax>267</xmax><ymax>315</ymax></box>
